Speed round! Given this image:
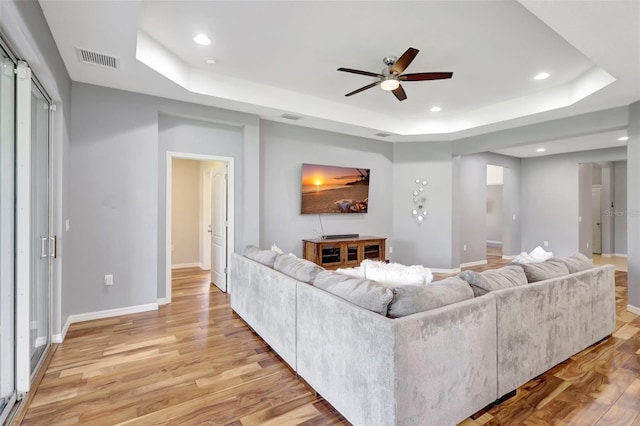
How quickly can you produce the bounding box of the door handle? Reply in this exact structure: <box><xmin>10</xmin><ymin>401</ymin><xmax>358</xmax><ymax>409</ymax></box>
<box><xmin>40</xmin><ymin>237</ymin><xmax>47</xmax><ymax>258</ymax></box>
<box><xmin>50</xmin><ymin>236</ymin><xmax>57</xmax><ymax>259</ymax></box>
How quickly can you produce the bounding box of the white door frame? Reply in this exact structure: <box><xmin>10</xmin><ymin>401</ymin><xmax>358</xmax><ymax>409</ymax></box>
<box><xmin>164</xmin><ymin>152</ymin><xmax>235</xmax><ymax>304</ymax></box>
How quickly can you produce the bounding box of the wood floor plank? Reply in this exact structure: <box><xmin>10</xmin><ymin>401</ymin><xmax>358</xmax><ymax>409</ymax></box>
<box><xmin>19</xmin><ymin>253</ymin><xmax>640</xmax><ymax>425</ymax></box>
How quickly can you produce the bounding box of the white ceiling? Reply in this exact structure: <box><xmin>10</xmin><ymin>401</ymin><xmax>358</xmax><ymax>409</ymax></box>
<box><xmin>39</xmin><ymin>0</ymin><xmax>640</xmax><ymax>156</ymax></box>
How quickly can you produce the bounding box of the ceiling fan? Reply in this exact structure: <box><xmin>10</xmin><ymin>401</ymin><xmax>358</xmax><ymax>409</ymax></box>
<box><xmin>337</xmin><ymin>47</ymin><xmax>453</xmax><ymax>101</ymax></box>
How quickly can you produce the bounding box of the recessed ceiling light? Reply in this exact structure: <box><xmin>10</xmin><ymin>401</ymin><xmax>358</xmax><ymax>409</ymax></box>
<box><xmin>534</xmin><ymin>72</ymin><xmax>550</xmax><ymax>80</ymax></box>
<box><xmin>193</xmin><ymin>34</ymin><xmax>211</xmax><ymax>46</ymax></box>
<box><xmin>430</xmin><ymin>106</ymin><xmax>441</xmax><ymax>112</ymax></box>
<box><xmin>536</xmin><ymin>148</ymin><xmax>546</xmax><ymax>152</ymax></box>
<box><xmin>618</xmin><ymin>136</ymin><xmax>629</xmax><ymax>141</ymax></box>
<box><xmin>205</xmin><ymin>58</ymin><xmax>216</xmax><ymax>65</ymax></box>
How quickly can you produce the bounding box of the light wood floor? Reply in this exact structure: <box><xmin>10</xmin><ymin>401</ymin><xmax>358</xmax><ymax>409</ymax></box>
<box><xmin>20</xmin><ymin>258</ymin><xmax>640</xmax><ymax>425</ymax></box>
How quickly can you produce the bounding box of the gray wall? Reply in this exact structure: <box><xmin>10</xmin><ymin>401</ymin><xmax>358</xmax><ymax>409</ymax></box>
<box><xmin>0</xmin><ymin>0</ymin><xmax>72</xmax><ymax>337</ymax></box>
<box><xmin>487</xmin><ymin>185</ymin><xmax>503</xmax><ymax>245</ymax></box>
<box><xmin>578</xmin><ymin>163</ymin><xmax>592</xmax><ymax>256</ymax></box>
<box><xmin>613</xmin><ymin>161</ymin><xmax>628</xmax><ymax>255</ymax></box>
<box><xmin>627</xmin><ymin>101</ymin><xmax>640</xmax><ymax>310</ymax></box>
<box><xmin>520</xmin><ymin>147</ymin><xmax>626</xmax><ymax>257</ymax></box>
<box><xmin>260</xmin><ymin>120</ymin><xmax>393</xmax><ymax>257</ymax></box>
<box><xmin>67</xmin><ymin>83</ymin><xmax>259</xmax><ymax>318</ymax></box>
<box><xmin>600</xmin><ymin>164</ymin><xmax>614</xmax><ymax>256</ymax></box>
<box><xmin>393</xmin><ymin>142</ymin><xmax>455</xmax><ymax>270</ymax></box>
<box><xmin>158</xmin><ymin>114</ymin><xmax>245</xmax><ymax>298</ymax></box>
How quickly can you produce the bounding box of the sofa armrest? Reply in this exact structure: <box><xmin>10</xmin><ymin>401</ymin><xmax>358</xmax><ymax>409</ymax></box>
<box><xmin>230</xmin><ymin>253</ymin><xmax>297</xmax><ymax>370</ymax></box>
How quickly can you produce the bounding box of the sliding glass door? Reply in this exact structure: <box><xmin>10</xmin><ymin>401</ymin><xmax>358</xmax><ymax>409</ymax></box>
<box><xmin>29</xmin><ymin>83</ymin><xmax>51</xmax><ymax>372</ymax></box>
<box><xmin>0</xmin><ymin>48</ymin><xmax>16</xmax><ymax>424</ymax></box>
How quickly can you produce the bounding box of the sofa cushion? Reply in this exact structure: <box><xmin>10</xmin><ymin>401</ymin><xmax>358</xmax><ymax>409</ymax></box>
<box><xmin>516</xmin><ymin>259</ymin><xmax>570</xmax><ymax>282</ymax></box>
<box><xmin>386</xmin><ymin>276</ymin><xmax>474</xmax><ymax>318</ymax></box>
<box><xmin>458</xmin><ymin>265</ymin><xmax>528</xmax><ymax>296</ymax></box>
<box><xmin>553</xmin><ymin>253</ymin><xmax>594</xmax><ymax>274</ymax></box>
<box><xmin>273</xmin><ymin>254</ymin><xmax>324</xmax><ymax>284</ymax></box>
<box><xmin>244</xmin><ymin>245</ymin><xmax>279</xmax><ymax>267</ymax></box>
<box><xmin>313</xmin><ymin>271</ymin><xmax>393</xmax><ymax>316</ymax></box>
<box><xmin>361</xmin><ymin>259</ymin><xmax>433</xmax><ymax>286</ymax></box>
<box><xmin>335</xmin><ymin>266</ymin><xmax>365</xmax><ymax>279</ymax></box>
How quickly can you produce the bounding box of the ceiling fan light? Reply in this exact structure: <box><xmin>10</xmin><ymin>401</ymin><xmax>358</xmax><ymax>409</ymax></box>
<box><xmin>381</xmin><ymin>78</ymin><xmax>400</xmax><ymax>91</ymax></box>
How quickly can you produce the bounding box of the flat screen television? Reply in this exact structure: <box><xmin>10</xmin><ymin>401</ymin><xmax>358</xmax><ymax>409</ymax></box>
<box><xmin>301</xmin><ymin>163</ymin><xmax>370</xmax><ymax>214</ymax></box>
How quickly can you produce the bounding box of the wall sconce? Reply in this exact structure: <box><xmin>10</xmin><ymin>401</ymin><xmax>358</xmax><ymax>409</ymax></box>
<box><xmin>412</xmin><ymin>179</ymin><xmax>428</xmax><ymax>223</ymax></box>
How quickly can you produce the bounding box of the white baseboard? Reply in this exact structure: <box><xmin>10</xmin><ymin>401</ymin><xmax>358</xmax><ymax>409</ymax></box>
<box><xmin>460</xmin><ymin>260</ymin><xmax>488</xmax><ymax>268</ymax></box>
<box><xmin>502</xmin><ymin>255</ymin><xmax>516</xmax><ymax>260</ymax></box>
<box><xmin>157</xmin><ymin>297</ymin><xmax>170</xmax><ymax>305</ymax></box>
<box><xmin>601</xmin><ymin>253</ymin><xmax>612</xmax><ymax>257</ymax></box>
<box><xmin>34</xmin><ymin>336</ymin><xmax>48</xmax><ymax>348</ymax></box>
<box><xmin>54</xmin><ymin>303</ymin><xmax>158</xmax><ymax>343</ymax></box>
<box><xmin>614</xmin><ymin>253</ymin><xmax>628</xmax><ymax>258</ymax></box>
<box><xmin>627</xmin><ymin>304</ymin><xmax>640</xmax><ymax>316</ymax></box>
<box><xmin>431</xmin><ymin>267</ymin><xmax>461</xmax><ymax>274</ymax></box>
<box><xmin>171</xmin><ymin>262</ymin><xmax>201</xmax><ymax>269</ymax></box>
<box><xmin>486</xmin><ymin>240</ymin><xmax>503</xmax><ymax>247</ymax></box>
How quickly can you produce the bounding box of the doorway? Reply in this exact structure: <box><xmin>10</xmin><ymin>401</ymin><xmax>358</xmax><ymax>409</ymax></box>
<box><xmin>591</xmin><ymin>186</ymin><xmax>602</xmax><ymax>254</ymax></box>
<box><xmin>165</xmin><ymin>153</ymin><xmax>234</xmax><ymax>303</ymax></box>
<box><xmin>486</xmin><ymin>164</ymin><xmax>504</xmax><ymax>258</ymax></box>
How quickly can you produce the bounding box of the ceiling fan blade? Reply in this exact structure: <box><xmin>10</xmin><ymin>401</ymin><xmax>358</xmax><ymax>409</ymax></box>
<box><xmin>337</xmin><ymin>68</ymin><xmax>384</xmax><ymax>78</ymax></box>
<box><xmin>392</xmin><ymin>84</ymin><xmax>407</xmax><ymax>101</ymax></box>
<box><xmin>399</xmin><ymin>72</ymin><xmax>453</xmax><ymax>81</ymax></box>
<box><xmin>345</xmin><ymin>81</ymin><xmax>382</xmax><ymax>97</ymax></box>
<box><xmin>391</xmin><ymin>48</ymin><xmax>419</xmax><ymax>75</ymax></box>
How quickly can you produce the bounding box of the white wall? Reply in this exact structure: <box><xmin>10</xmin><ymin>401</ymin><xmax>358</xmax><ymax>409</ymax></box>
<box><xmin>486</xmin><ymin>185</ymin><xmax>503</xmax><ymax>245</ymax></box>
<box><xmin>260</xmin><ymin>120</ymin><xmax>394</xmax><ymax>256</ymax></box>
<box><xmin>627</xmin><ymin>101</ymin><xmax>640</xmax><ymax>310</ymax></box>
<box><xmin>171</xmin><ymin>159</ymin><xmax>200</xmax><ymax>266</ymax></box>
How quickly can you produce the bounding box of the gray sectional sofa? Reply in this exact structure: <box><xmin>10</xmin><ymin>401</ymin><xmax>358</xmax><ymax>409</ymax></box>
<box><xmin>230</xmin><ymin>248</ymin><xmax>616</xmax><ymax>426</ymax></box>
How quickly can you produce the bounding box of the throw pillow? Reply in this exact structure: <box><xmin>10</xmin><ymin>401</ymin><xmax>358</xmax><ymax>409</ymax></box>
<box><xmin>458</xmin><ymin>265</ymin><xmax>528</xmax><ymax>296</ymax></box>
<box><xmin>271</xmin><ymin>244</ymin><xmax>284</xmax><ymax>254</ymax></box>
<box><xmin>274</xmin><ymin>254</ymin><xmax>324</xmax><ymax>284</ymax></box>
<box><xmin>244</xmin><ymin>245</ymin><xmax>279</xmax><ymax>268</ymax></box>
<box><xmin>361</xmin><ymin>259</ymin><xmax>433</xmax><ymax>286</ymax></box>
<box><xmin>387</xmin><ymin>277</ymin><xmax>474</xmax><ymax>318</ymax></box>
<box><xmin>516</xmin><ymin>259</ymin><xmax>570</xmax><ymax>282</ymax></box>
<box><xmin>553</xmin><ymin>253</ymin><xmax>594</xmax><ymax>274</ymax></box>
<box><xmin>529</xmin><ymin>245</ymin><xmax>553</xmax><ymax>261</ymax></box>
<box><xmin>313</xmin><ymin>271</ymin><xmax>393</xmax><ymax>316</ymax></box>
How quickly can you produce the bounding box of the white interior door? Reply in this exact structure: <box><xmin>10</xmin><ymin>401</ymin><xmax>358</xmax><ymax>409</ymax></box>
<box><xmin>210</xmin><ymin>164</ymin><xmax>228</xmax><ymax>292</ymax></box>
<box><xmin>591</xmin><ymin>187</ymin><xmax>602</xmax><ymax>254</ymax></box>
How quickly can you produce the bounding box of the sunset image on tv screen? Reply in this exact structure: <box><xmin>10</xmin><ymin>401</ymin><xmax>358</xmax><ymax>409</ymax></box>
<box><xmin>300</xmin><ymin>163</ymin><xmax>370</xmax><ymax>214</ymax></box>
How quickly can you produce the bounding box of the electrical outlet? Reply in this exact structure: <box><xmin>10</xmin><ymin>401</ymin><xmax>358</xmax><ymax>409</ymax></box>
<box><xmin>543</xmin><ymin>241</ymin><xmax>549</xmax><ymax>247</ymax></box>
<box><xmin>104</xmin><ymin>274</ymin><xmax>113</xmax><ymax>286</ymax></box>
<box><xmin>578</xmin><ymin>216</ymin><xmax>582</xmax><ymax>223</ymax></box>
<box><xmin>463</xmin><ymin>244</ymin><xmax>467</xmax><ymax>251</ymax></box>
<box><xmin>587</xmin><ymin>242</ymin><xmax>590</xmax><ymax>249</ymax></box>
<box><xmin>512</xmin><ymin>214</ymin><xmax>516</xmax><ymax>220</ymax></box>
<box><xmin>389</xmin><ymin>246</ymin><xmax>393</xmax><ymax>254</ymax></box>
<box><xmin>65</xmin><ymin>219</ymin><xmax>70</xmax><ymax>232</ymax></box>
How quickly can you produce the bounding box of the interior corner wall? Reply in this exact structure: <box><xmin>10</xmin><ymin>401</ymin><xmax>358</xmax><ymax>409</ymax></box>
<box><xmin>520</xmin><ymin>147</ymin><xmax>626</xmax><ymax>257</ymax></box>
<box><xmin>627</xmin><ymin>101</ymin><xmax>640</xmax><ymax>310</ymax></box>
<box><xmin>578</xmin><ymin>163</ymin><xmax>593</xmax><ymax>256</ymax></box>
<box><xmin>486</xmin><ymin>185</ymin><xmax>503</xmax><ymax>244</ymax></box>
<box><xmin>259</xmin><ymin>120</ymin><xmax>393</xmax><ymax>257</ymax></box>
<box><xmin>393</xmin><ymin>142</ymin><xmax>455</xmax><ymax>270</ymax></box>
<box><xmin>613</xmin><ymin>161</ymin><xmax>628</xmax><ymax>255</ymax></box>
<box><xmin>171</xmin><ymin>159</ymin><xmax>201</xmax><ymax>266</ymax></box>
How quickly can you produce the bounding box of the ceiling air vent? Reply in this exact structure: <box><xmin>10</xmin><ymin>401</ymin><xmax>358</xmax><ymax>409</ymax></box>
<box><xmin>374</xmin><ymin>132</ymin><xmax>392</xmax><ymax>138</ymax></box>
<box><xmin>280</xmin><ymin>113</ymin><xmax>303</xmax><ymax>121</ymax></box>
<box><xmin>76</xmin><ymin>48</ymin><xmax>120</xmax><ymax>70</ymax></box>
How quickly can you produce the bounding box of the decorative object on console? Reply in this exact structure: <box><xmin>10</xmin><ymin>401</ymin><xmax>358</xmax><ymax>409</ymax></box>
<box><xmin>411</xmin><ymin>179</ymin><xmax>428</xmax><ymax>223</ymax></box>
<box><xmin>301</xmin><ymin>163</ymin><xmax>370</xmax><ymax>214</ymax></box>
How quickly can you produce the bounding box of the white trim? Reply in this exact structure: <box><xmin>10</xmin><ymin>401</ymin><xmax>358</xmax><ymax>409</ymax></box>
<box><xmin>15</xmin><ymin>61</ymin><xmax>32</xmax><ymax>395</ymax></box>
<box><xmin>460</xmin><ymin>260</ymin><xmax>488</xmax><ymax>268</ymax></box>
<box><xmin>486</xmin><ymin>240</ymin><xmax>503</xmax><ymax>247</ymax></box>
<box><xmin>67</xmin><ymin>303</ymin><xmax>158</xmax><ymax>324</ymax></box>
<box><xmin>502</xmin><ymin>254</ymin><xmax>516</xmax><ymax>260</ymax></box>
<box><xmin>52</xmin><ymin>316</ymin><xmax>71</xmax><ymax>343</ymax></box>
<box><xmin>171</xmin><ymin>262</ymin><xmax>201</xmax><ymax>269</ymax></box>
<box><xmin>431</xmin><ymin>267</ymin><xmax>461</xmax><ymax>274</ymax></box>
<box><xmin>157</xmin><ymin>297</ymin><xmax>169</xmax><ymax>306</ymax></box>
<box><xmin>166</xmin><ymin>152</ymin><xmax>235</xmax><ymax>304</ymax></box>
<box><xmin>601</xmin><ymin>253</ymin><xmax>613</xmax><ymax>257</ymax></box>
<box><xmin>34</xmin><ymin>336</ymin><xmax>47</xmax><ymax>348</ymax></box>
<box><xmin>627</xmin><ymin>304</ymin><xmax>640</xmax><ymax>316</ymax></box>
<box><xmin>613</xmin><ymin>253</ymin><xmax>628</xmax><ymax>258</ymax></box>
